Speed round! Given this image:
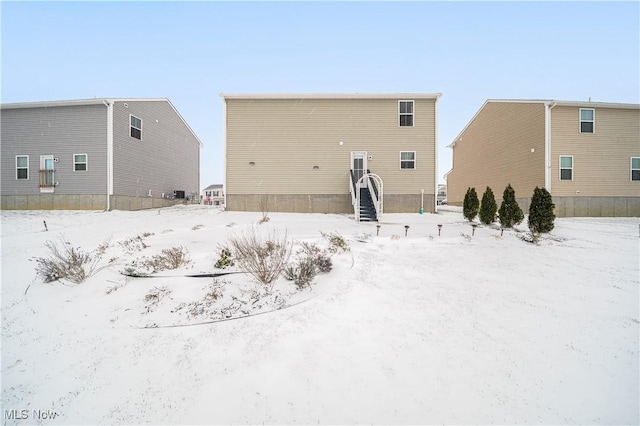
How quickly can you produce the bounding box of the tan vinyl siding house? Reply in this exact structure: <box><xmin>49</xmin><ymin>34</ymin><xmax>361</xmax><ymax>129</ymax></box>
<box><xmin>222</xmin><ymin>94</ymin><xmax>441</xmax><ymax>215</ymax></box>
<box><xmin>446</xmin><ymin>99</ymin><xmax>640</xmax><ymax>217</ymax></box>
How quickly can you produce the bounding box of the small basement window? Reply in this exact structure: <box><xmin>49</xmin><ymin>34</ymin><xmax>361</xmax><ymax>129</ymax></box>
<box><xmin>16</xmin><ymin>155</ymin><xmax>29</xmax><ymax>179</ymax></box>
<box><xmin>560</xmin><ymin>156</ymin><xmax>573</xmax><ymax>181</ymax></box>
<box><xmin>399</xmin><ymin>101</ymin><xmax>414</xmax><ymax>127</ymax></box>
<box><xmin>631</xmin><ymin>157</ymin><xmax>640</xmax><ymax>181</ymax></box>
<box><xmin>580</xmin><ymin>108</ymin><xmax>594</xmax><ymax>133</ymax></box>
<box><xmin>400</xmin><ymin>151</ymin><xmax>416</xmax><ymax>169</ymax></box>
<box><xmin>130</xmin><ymin>115</ymin><xmax>142</xmax><ymax>140</ymax></box>
<box><xmin>74</xmin><ymin>154</ymin><xmax>88</xmax><ymax>171</ymax></box>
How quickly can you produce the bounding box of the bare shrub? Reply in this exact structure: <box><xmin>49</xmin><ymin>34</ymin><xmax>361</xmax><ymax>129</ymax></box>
<box><xmin>284</xmin><ymin>257</ymin><xmax>317</xmax><ymax>290</ymax></box>
<box><xmin>144</xmin><ymin>286</ymin><xmax>171</xmax><ymax>313</ymax></box>
<box><xmin>228</xmin><ymin>227</ymin><xmax>291</xmax><ymax>290</ymax></box>
<box><xmin>119</xmin><ymin>233</ymin><xmax>154</xmax><ymax>254</ymax></box>
<box><xmin>258</xmin><ymin>195</ymin><xmax>270</xmax><ymax>224</ymax></box>
<box><xmin>321</xmin><ymin>231</ymin><xmax>350</xmax><ymax>254</ymax></box>
<box><xmin>298</xmin><ymin>241</ymin><xmax>332</xmax><ymax>273</ymax></box>
<box><xmin>32</xmin><ymin>237</ymin><xmax>106</xmax><ymax>284</ymax></box>
<box><xmin>123</xmin><ymin>246</ymin><xmax>191</xmax><ymax>276</ymax></box>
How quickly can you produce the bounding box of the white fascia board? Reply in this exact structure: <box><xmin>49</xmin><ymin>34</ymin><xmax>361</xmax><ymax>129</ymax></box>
<box><xmin>219</xmin><ymin>93</ymin><xmax>443</xmax><ymax>100</ymax></box>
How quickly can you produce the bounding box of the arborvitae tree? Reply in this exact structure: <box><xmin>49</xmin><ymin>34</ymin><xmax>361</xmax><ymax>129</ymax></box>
<box><xmin>498</xmin><ymin>184</ymin><xmax>524</xmax><ymax>228</ymax></box>
<box><xmin>463</xmin><ymin>187</ymin><xmax>479</xmax><ymax>222</ymax></box>
<box><xmin>479</xmin><ymin>186</ymin><xmax>497</xmax><ymax>225</ymax></box>
<box><xmin>528</xmin><ymin>186</ymin><xmax>555</xmax><ymax>233</ymax></box>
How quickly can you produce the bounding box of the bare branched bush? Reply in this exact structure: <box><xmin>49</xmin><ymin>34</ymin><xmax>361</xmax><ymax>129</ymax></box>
<box><xmin>258</xmin><ymin>195</ymin><xmax>270</xmax><ymax>224</ymax></box>
<box><xmin>33</xmin><ymin>237</ymin><xmax>106</xmax><ymax>284</ymax></box>
<box><xmin>144</xmin><ymin>286</ymin><xmax>171</xmax><ymax>313</ymax></box>
<box><xmin>229</xmin><ymin>227</ymin><xmax>291</xmax><ymax>290</ymax></box>
<box><xmin>119</xmin><ymin>233</ymin><xmax>154</xmax><ymax>254</ymax></box>
<box><xmin>284</xmin><ymin>257</ymin><xmax>317</xmax><ymax>290</ymax></box>
<box><xmin>321</xmin><ymin>231</ymin><xmax>350</xmax><ymax>254</ymax></box>
<box><xmin>123</xmin><ymin>246</ymin><xmax>191</xmax><ymax>276</ymax></box>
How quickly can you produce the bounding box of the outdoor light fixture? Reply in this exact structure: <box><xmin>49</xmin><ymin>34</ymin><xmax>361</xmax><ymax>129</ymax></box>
<box><xmin>471</xmin><ymin>223</ymin><xmax>478</xmax><ymax>236</ymax></box>
<box><xmin>404</xmin><ymin>225</ymin><xmax>410</xmax><ymax>237</ymax></box>
<box><xmin>376</xmin><ymin>224</ymin><xmax>381</xmax><ymax>236</ymax></box>
<box><xmin>249</xmin><ymin>162</ymin><xmax>255</xmax><ymax>166</ymax></box>
<box><xmin>437</xmin><ymin>224</ymin><xmax>442</xmax><ymax>236</ymax></box>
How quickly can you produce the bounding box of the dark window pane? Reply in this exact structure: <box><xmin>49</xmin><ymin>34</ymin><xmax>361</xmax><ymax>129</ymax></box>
<box><xmin>17</xmin><ymin>169</ymin><xmax>27</xmax><ymax>179</ymax></box>
<box><xmin>405</xmin><ymin>101</ymin><xmax>413</xmax><ymax>113</ymax></box>
<box><xmin>400</xmin><ymin>115</ymin><xmax>413</xmax><ymax>127</ymax></box>
<box><xmin>581</xmin><ymin>122</ymin><xmax>593</xmax><ymax>133</ymax></box>
<box><xmin>560</xmin><ymin>169</ymin><xmax>572</xmax><ymax>180</ymax></box>
<box><xmin>131</xmin><ymin>127</ymin><xmax>142</xmax><ymax>139</ymax></box>
<box><xmin>401</xmin><ymin>161</ymin><xmax>414</xmax><ymax>169</ymax></box>
<box><xmin>75</xmin><ymin>163</ymin><xmax>87</xmax><ymax>171</ymax></box>
<box><xmin>399</xmin><ymin>102</ymin><xmax>407</xmax><ymax>114</ymax></box>
<box><xmin>632</xmin><ymin>170</ymin><xmax>640</xmax><ymax>181</ymax></box>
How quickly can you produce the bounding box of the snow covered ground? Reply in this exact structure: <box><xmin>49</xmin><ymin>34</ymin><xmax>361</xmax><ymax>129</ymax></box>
<box><xmin>1</xmin><ymin>205</ymin><xmax>638</xmax><ymax>425</ymax></box>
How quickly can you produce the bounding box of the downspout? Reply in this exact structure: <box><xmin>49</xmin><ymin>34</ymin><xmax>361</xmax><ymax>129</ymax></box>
<box><xmin>103</xmin><ymin>100</ymin><xmax>114</xmax><ymax>211</ymax></box>
<box><xmin>434</xmin><ymin>95</ymin><xmax>440</xmax><ymax>213</ymax></box>
<box><xmin>544</xmin><ymin>101</ymin><xmax>557</xmax><ymax>192</ymax></box>
<box><xmin>222</xmin><ymin>96</ymin><xmax>227</xmax><ymax>209</ymax></box>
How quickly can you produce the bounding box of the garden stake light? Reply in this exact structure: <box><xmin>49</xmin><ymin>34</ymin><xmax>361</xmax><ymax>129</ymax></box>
<box><xmin>404</xmin><ymin>225</ymin><xmax>410</xmax><ymax>237</ymax></box>
<box><xmin>43</xmin><ymin>221</ymin><xmax>48</xmax><ymax>232</ymax></box>
<box><xmin>471</xmin><ymin>223</ymin><xmax>478</xmax><ymax>236</ymax></box>
<box><xmin>437</xmin><ymin>224</ymin><xmax>442</xmax><ymax>236</ymax></box>
<box><xmin>376</xmin><ymin>225</ymin><xmax>381</xmax><ymax>236</ymax></box>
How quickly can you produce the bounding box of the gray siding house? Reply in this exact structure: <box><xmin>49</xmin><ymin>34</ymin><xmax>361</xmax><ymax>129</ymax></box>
<box><xmin>1</xmin><ymin>98</ymin><xmax>202</xmax><ymax>210</ymax></box>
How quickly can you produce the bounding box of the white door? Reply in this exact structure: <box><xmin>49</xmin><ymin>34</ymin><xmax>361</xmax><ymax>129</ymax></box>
<box><xmin>351</xmin><ymin>151</ymin><xmax>367</xmax><ymax>184</ymax></box>
<box><xmin>40</xmin><ymin>155</ymin><xmax>55</xmax><ymax>193</ymax></box>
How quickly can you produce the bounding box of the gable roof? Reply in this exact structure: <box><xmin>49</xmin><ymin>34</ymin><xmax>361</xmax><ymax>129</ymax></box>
<box><xmin>1</xmin><ymin>98</ymin><xmax>203</xmax><ymax>148</ymax></box>
<box><xmin>447</xmin><ymin>99</ymin><xmax>640</xmax><ymax>148</ymax></box>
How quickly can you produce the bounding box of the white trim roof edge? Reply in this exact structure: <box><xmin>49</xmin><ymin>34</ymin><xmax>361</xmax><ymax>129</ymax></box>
<box><xmin>219</xmin><ymin>93</ymin><xmax>443</xmax><ymax>100</ymax></box>
<box><xmin>1</xmin><ymin>98</ymin><xmax>203</xmax><ymax>148</ymax></box>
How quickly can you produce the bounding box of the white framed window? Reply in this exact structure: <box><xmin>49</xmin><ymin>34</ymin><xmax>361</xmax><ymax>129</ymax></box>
<box><xmin>399</xmin><ymin>100</ymin><xmax>414</xmax><ymax>127</ymax></box>
<box><xmin>130</xmin><ymin>115</ymin><xmax>142</xmax><ymax>140</ymax></box>
<box><xmin>631</xmin><ymin>157</ymin><xmax>640</xmax><ymax>181</ymax></box>
<box><xmin>73</xmin><ymin>154</ymin><xmax>88</xmax><ymax>171</ymax></box>
<box><xmin>560</xmin><ymin>156</ymin><xmax>573</xmax><ymax>181</ymax></box>
<box><xmin>400</xmin><ymin>151</ymin><xmax>416</xmax><ymax>169</ymax></box>
<box><xmin>580</xmin><ymin>108</ymin><xmax>594</xmax><ymax>133</ymax></box>
<box><xmin>16</xmin><ymin>155</ymin><xmax>29</xmax><ymax>179</ymax></box>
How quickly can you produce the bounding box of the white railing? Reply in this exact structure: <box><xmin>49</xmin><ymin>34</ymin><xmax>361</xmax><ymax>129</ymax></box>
<box><xmin>352</xmin><ymin>172</ymin><xmax>384</xmax><ymax>222</ymax></box>
<box><xmin>349</xmin><ymin>169</ymin><xmax>359</xmax><ymax>222</ymax></box>
<box><xmin>365</xmin><ymin>173</ymin><xmax>383</xmax><ymax>221</ymax></box>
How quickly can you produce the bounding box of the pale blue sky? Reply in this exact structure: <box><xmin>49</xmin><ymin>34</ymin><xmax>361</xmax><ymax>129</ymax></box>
<box><xmin>2</xmin><ymin>1</ymin><xmax>638</xmax><ymax>188</ymax></box>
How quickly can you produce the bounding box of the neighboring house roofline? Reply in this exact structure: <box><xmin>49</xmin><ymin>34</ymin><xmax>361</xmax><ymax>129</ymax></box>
<box><xmin>447</xmin><ymin>98</ymin><xmax>640</xmax><ymax>148</ymax></box>
<box><xmin>219</xmin><ymin>93</ymin><xmax>442</xmax><ymax>100</ymax></box>
<box><xmin>1</xmin><ymin>98</ymin><xmax>203</xmax><ymax>148</ymax></box>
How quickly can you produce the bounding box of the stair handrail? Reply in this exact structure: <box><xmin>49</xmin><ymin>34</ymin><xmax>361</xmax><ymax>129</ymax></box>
<box><xmin>365</xmin><ymin>173</ymin><xmax>383</xmax><ymax>221</ymax></box>
<box><xmin>350</xmin><ymin>169</ymin><xmax>360</xmax><ymax>222</ymax></box>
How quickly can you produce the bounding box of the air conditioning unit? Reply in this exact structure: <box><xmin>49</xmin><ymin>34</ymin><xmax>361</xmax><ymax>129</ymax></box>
<box><xmin>174</xmin><ymin>190</ymin><xmax>185</xmax><ymax>199</ymax></box>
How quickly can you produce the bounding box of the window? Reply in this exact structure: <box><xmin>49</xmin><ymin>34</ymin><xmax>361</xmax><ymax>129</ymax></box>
<box><xmin>632</xmin><ymin>157</ymin><xmax>640</xmax><ymax>181</ymax></box>
<box><xmin>560</xmin><ymin>156</ymin><xmax>573</xmax><ymax>181</ymax></box>
<box><xmin>400</xmin><ymin>151</ymin><xmax>416</xmax><ymax>169</ymax></box>
<box><xmin>130</xmin><ymin>115</ymin><xmax>142</xmax><ymax>140</ymax></box>
<box><xmin>16</xmin><ymin>155</ymin><xmax>29</xmax><ymax>179</ymax></box>
<box><xmin>580</xmin><ymin>108</ymin><xmax>594</xmax><ymax>133</ymax></box>
<box><xmin>74</xmin><ymin>154</ymin><xmax>87</xmax><ymax>171</ymax></box>
<box><xmin>399</xmin><ymin>101</ymin><xmax>414</xmax><ymax>127</ymax></box>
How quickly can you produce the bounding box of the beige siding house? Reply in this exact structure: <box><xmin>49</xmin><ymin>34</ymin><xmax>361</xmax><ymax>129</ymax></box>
<box><xmin>222</xmin><ymin>94</ymin><xmax>441</xmax><ymax>219</ymax></box>
<box><xmin>446</xmin><ymin>100</ymin><xmax>640</xmax><ymax>217</ymax></box>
